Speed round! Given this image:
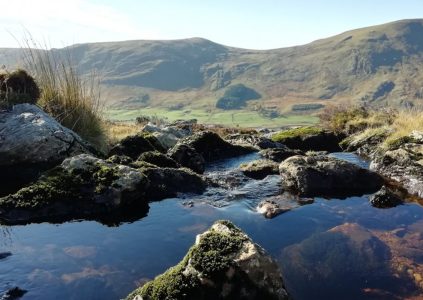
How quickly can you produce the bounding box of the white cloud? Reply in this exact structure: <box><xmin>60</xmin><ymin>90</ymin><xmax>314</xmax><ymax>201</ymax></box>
<box><xmin>0</xmin><ymin>0</ymin><xmax>162</xmax><ymax>47</ymax></box>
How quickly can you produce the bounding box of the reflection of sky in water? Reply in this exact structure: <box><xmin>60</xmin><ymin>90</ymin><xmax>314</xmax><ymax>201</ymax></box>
<box><xmin>0</xmin><ymin>153</ymin><xmax>422</xmax><ymax>300</ymax></box>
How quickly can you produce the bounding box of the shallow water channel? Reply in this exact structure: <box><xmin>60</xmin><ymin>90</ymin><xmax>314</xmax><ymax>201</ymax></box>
<box><xmin>1</xmin><ymin>153</ymin><xmax>422</xmax><ymax>299</ymax></box>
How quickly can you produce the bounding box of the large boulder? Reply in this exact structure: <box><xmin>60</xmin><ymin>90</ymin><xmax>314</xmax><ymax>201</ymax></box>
<box><xmin>141</xmin><ymin>120</ymin><xmax>195</xmax><ymax>149</ymax></box>
<box><xmin>370</xmin><ymin>133</ymin><xmax>423</xmax><ymax>198</ymax></box>
<box><xmin>225</xmin><ymin>133</ymin><xmax>283</xmax><ymax>150</ymax></box>
<box><xmin>0</xmin><ymin>104</ymin><xmax>93</xmax><ymax>194</ymax></box>
<box><xmin>0</xmin><ymin>154</ymin><xmax>206</xmax><ymax>224</ymax></box>
<box><xmin>178</xmin><ymin>131</ymin><xmax>256</xmax><ymax>162</ymax></box>
<box><xmin>168</xmin><ymin>144</ymin><xmax>206</xmax><ymax>174</ymax></box>
<box><xmin>279</xmin><ymin>155</ymin><xmax>383</xmax><ymax>198</ymax></box>
<box><xmin>126</xmin><ymin>220</ymin><xmax>289</xmax><ymax>300</ymax></box>
<box><xmin>272</xmin><ymin>127</ymin><xmax>342</xmax><ymax>152</ymax></box>
<box><xmin>108</xmin><ymin>132</ymin><xmax>165</xmax><ymax>160</ymax></box>
<box><xmin>137</xmin><ymin>151</ymin><xmax>180</xmax><ymax>169</ymax></box>
<box><xmin>240</xmin><ymin>159</ymin><xmax>279</xmax><ymax>180</ymax></box>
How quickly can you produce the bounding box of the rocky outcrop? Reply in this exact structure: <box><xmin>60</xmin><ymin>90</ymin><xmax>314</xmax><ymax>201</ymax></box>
<box><xmin>272</xmin><ymin>127</ymin><xmax>343</xmax><ymax>152</ymax></box>
<box><xmin>340</xmin><ymin>127</ymin><xmax>389</xmax><ymax>157</ymax></box>
<box><xmin>0</xmin><ymin>154</ymin><xmax>205</xmax><ymax>224</ymax></box>
<box><xmin>370</xmin><ymin>132</ymin><xmax>423</xmax><ymax>198</ymax></box>
<box><xmin>168</xmin><ymin>144</ymin><xmax>205</xmax><ymax>174</ymax></box>
<box><xmin>108</xmin><ymin>132</ymin><xmax>165</xmax><ymax>160</ymax></box>
<box><xmin>178</xmin><ymin>131</ymin><xmax>256</xmax><ymax>162</ymax></box>
<box><xmin>142</xmin><ymin>120</ymin><xmax>195</xmax><ymax>149</ymax></box>
<box><xmin>126</xmin><ymin>220</ymin><xmax>289</xmax><ymax>300</ymax></box>
<box><xmin>0</xmin><ymin>104</ymin><xmax>93</xmax><ymax>194</ymax></box>
<box><xmin>240</xmin><ymin>160</ymin><xmax>279</xmax><ymax>180</ymax></box>
<box><xmin>279</xmin><ymin>155</ymin><xmax>383</xmax><ymax>198</ymax></box>
<box><xmin>137</xmin><ymin>151</ymin><xmax>179</xmax><ymax>168</ymax></box>
<box><xmin>259</xmin><ymin>147</ymin><xmax>303</xmax><ymax>163</ymax></box>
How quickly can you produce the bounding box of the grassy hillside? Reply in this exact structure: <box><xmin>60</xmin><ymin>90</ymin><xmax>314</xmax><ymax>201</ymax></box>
<box><xmin>2</xmin><ymin>19</ymin><xmax>423</xmax><ymax>125</ymax></box>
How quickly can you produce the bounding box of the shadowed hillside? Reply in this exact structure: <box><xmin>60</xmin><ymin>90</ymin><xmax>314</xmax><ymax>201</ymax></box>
<box><xmin>2</xmin><ymin>19</ymin><xmax>423</xmax><ymax>115</ymax></box>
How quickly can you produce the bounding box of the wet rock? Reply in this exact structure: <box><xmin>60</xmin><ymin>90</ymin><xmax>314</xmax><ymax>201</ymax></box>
<box><xmin>272</xmin><ymin>127</ymin><xmax>343</xmax><ymax>152</ymax></box>
<box><xmin>0</xmin><ymin>252</ymin><xmax>11</xmax><ymax>260</ymax></box>
<box><xmin>126</xmin><ymin>220</ymin><xmax>289</xmax><ymax>300</ymax></box>
<box><xmin>137</xmin><ymin>151</ymin><xmax>179</xmax><ymax>168</ymax></box>
<box><xmin>225</xmin><ymin>133</ymin><xmax>283</xmax><ymax>149</ymax></box>
<box><xmin>179</xmin><ymin>131</ymin><xmax>256</xmax><ymax>162</ymax></box>
<box><xmin>0</xmin><ymin>104</ymin><xmax>93</xmax><ymax>194</ymax></box>
<box><xmin>168</xmin><ymin>144</ymin><xmax>205</xmax><ymax>174</ymax></box>
<box><xmin>370</xmin><ymin>135</ymin><xmax>423</xmax><ymax>198</ymax></box>
<box><xmin>0</xmin><ymin>154</ymin><xmax>150</xmax><ymax>224</ymax></box>
<box><xmin>143</xmin><ymin>167</ymin><xmax>206</xmax><ymax>200</ymax></box>
<box><xmin>257</xmin><ymin>193</ymin><xmax>313</xmax><ymax>218</ymax></box>
<box><xmin>240</xmin><ymin>159</ymin><xmax>279</xmax><ymax>180</ymax></box>
<box><xmin>108</xmin><ymin>132</ymin><xmax>165</xmax><ymax>160</ymax></box>
<box><xmin>1</xmin><ymin>287</ymin><xmax>27</xmax><ymax>300</ymax></box>
<box><xmin>279</xmin><ymin>155</ymin><xmax>383</xmax><ymax>198</ymax></box>
<box><xmin>369</xmin><ymin>186</ymin><xmax>403</xmax><ymax>208</ymax></box>
<box><xmin>281</xmin><ymin>223</ymin><xmax>391</xmax><ymax>299</ymax></box>
<box><xmin>259</xmin><ymin>147</ymin><xmax>303</xmax><ymax>163</ymax></box>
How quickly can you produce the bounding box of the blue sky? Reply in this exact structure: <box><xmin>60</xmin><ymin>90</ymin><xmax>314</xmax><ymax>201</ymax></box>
<box><xmin>1</xmin><ymin>0</ymin><xmax>422</xmax><ymax>49</ymax></box>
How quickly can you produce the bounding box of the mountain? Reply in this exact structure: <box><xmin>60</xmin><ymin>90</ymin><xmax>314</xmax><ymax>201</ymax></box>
<box><xmin>2</xmin><ymin>19</ymin><xmax>423</xmax><ymax>114</ymax></box>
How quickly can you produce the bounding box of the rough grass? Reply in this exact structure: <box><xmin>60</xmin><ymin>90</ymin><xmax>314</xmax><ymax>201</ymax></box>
<box><xmin>23</xmin><ymin>38</ymin><xmax>107</xmax><ymax>152</ymax></box>
<box><xmin>104</xmin><ymin>121</ymin><xmax>142</xmax><ymax>145</ymax></box>
<box><xmin>384</xmin><ymin>110</ymin><xmax>423</xmax><ymax>148</ymax></box>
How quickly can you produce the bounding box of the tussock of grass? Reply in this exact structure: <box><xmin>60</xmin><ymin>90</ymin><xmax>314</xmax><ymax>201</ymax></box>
<box><xmin>384</xmin><ymin>110</ymin><xmax>423</xmax><ymax>148</ymax></box>
<box><xmin>23</xmin><ymin>38</ymin><xmax>107</xmax><ymax>152</ymax></box>
<box><xmin>104</xmin><ymin>121</ymin><xmax>142</xmax><ymax>145</ymax></box>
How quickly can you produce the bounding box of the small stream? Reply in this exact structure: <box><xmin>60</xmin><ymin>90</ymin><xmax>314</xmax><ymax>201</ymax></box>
<box><xmin>1</xmin><ymin>153</ymin><xmax>422</xmax><ymax>300</ymax></box>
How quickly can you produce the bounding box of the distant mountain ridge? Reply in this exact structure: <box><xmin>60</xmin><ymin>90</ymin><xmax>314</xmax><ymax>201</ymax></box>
<box><xmin>1</xmin><ymin>19</ymin><xmax>423</xmax><ymax>112</ymax></box>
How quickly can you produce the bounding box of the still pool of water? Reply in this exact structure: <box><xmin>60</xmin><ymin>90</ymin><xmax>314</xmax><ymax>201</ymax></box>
<box><xmin>1</xmin><ymin>153</ymin><xmax>422</xmax><ymax>300</ymax></box>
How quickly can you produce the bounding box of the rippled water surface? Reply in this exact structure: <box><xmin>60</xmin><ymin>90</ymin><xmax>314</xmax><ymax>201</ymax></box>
<box><xmin>1</xmin><ymin>153</ymin><xmax>422</xmax><ymax>300</ymax></box>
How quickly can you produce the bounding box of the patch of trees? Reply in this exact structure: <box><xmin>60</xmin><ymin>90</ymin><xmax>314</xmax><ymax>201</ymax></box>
<box><xmin>216</xmin><ymin>84</ymin><xmax>261</xmax><ymax>110</ymax></box>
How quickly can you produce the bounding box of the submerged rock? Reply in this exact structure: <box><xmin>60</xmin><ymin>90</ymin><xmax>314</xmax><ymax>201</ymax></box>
<box><xmin>0</xmin><ymin>154</ymin><xmax>205</xmax><ymax>224</ymax></box>
<box><xmin>279</xmin><ymin>155</ymin><xmax>383</xmax><ymax>198</ymax></box>
<box><xmin>259</xmin><ymin>147</ymin><xmax>303</xmax><ymax>163</ymax></box>
<box><xmin>108</xmin><ymin>132</ymin><xmax>165</xmax><ymax>160</ymax></box>
<box><xmin>370</xmin><ymin>135</ymin><xmax>423</xmax><ymax>198</ymax></box>
<box><xmin>369</xmin><ymin>186</ymin><xmax>403</xmax><ymax>208</ymax></box>
<box><xmin>257</xmin><ymin>193</ymin><xmax>313</xmax><ymax>218</ymax></box>
<box><xmin>0</xmin><ymin>104</ymin><xmax>93</xmax><ymax>194</ymax></box>
<box><xmin>272</xmin><ymin>127</ymin><xmax>342</xmax><ymax>152</ymax></box>
<box><xmin>240</xmin><ymin>159</ymin><xmax>279</xmax><ymax>180</ymax></box>
<box><xmin>0</xmin><ymin>252</ymin><xmax>12</xmax><ymax>260</ymax></box>
<box><xmin>126</xmin><ymin>220</ymin><xmax>289</xmax><ymax>300</ymax></box>
<box><xmin>179</xmin><ymin>131</ymin><xmax>256</xmax><ymax>162</ymax></box>
<box><xmin>168</xmin><ymin>144</ymin><xmax>206</xmax><ymax>174</ymax></box>
<box><xmin>1</xmin><ymin>287</ymin><xmax>27</xmax><ymax>300</ymax></box>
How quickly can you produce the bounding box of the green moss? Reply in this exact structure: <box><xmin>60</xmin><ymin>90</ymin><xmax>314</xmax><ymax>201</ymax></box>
<box><xmin>0</xmin><ymin>168</ymin><xmax>82</xmax><ymax>210</ymax></box>
<box><xmin>93</xmin><ymin>164</ymin><xmax>120</xmax><ymax>193</ymax></box>
<box><xmin>272</xmin><ymin>126</ymin><xmax>323</xmax><ymax>142</ymax></box>
<box><xmin>128</xmin><ymin>221</ymin><xmax>248</xmax><ymax>300</ymax></box>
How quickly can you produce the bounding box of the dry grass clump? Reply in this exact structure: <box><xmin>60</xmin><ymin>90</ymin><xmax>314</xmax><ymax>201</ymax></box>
<box><xmin>23</xmin><ymin>38</ymin><xmax>107</xmax><ymax>152</ymax></box>
<box><xmin>384</xmin><ymin>110</ymin><xmax>423</xmax><ymax>147</ymax></box>
<box><xmin>104</xmin><ymin>121</ymin><xmax>142</xmax><ymax>145</ymax></box>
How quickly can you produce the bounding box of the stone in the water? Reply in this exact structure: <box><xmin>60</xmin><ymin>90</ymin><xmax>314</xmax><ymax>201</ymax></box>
<box><xmin>240</xmin><ymin>159</ymin><xmax>279</xmax><ymax>180</ymax></box>
<box><xmin>1</xmin><ymin>287</ymin><xmax>27</xmax><ymax>300</ymax></box>
<box><xmin>257</xmin><ymin>193</ymin><xmax>314</xmax><ymax>218</ymax></box>
<box><xmin>126</xmin><ymin>220</ymin><xmax>289</xmax><ymax>300</ymax></box>
<box><xmin>168</xmin><ymin>144</ymin><xmax>205</xmax><ymax>174</ymax></box>
<box><xmin>259</xmin><ymin>147</ymin><xmax>303</xmax><ymax>163</ymax></box>
<box><xmin>0</xmin><ymin>252</ymin><xmax>12</xmax><ymax>260</ymax></box>
<box><xmin>179</xmin><ymin>131</ymin><xmax>256</xmax><ymax>162</ymax></box>
<box><xmin>369</xmin><ymin>186</ymin><xmax>403</xmax><ymax>208</ymax></box>
<box><xmin>225</xmin><ymin>133</ymin><xmax>283</xmax><ymax>149</ymax></box>
<box><xmin>279</xmin><ymin>155</ymin><xmax>384</xmax><ymax>198</ymax></box>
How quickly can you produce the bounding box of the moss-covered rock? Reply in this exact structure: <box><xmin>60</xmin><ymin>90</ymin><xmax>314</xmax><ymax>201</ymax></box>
<box><xmin>259</xmin><ymin>147</ymin><xmax>303</xmax><ymax>163</ymax></box>
<box><xmin>137</xmin><ymin>151</ymin><xmax>179</xmax><ymax>168</ymax></box>
<box><xmin>108</xmin><ymin>132</ymin><xmax>165</xmax><ymax>160</ymax></box>
<box><xmin>179</xmin><ymin>131</ymin><xmax>256</xmax><ymax>162</ymax></box>
<box><xmin>240</xmin><ymin>159</ymin><xmax>279</xmax><ymax>180</ymax></box>
<box><xmin>168</xmin><ymin>144</ymin><xmax>206</xmax><ymax>174</ymax></box>
<box><xmin>339</xmin><ymin>127</ymin><xmax>389</xmax><ymax>157</ymax></box>
<box><xmin>280</xmin><ymin>155</ymin><xmax>384</xmax><ymax>198</ymax></box>
<box><xmin>272</xmin><ymin>127</ymin><xmax>342</xmax><ymax>152</ymax></box>
<box><xmin>127</xmin><ymin>220</ymin><xmax>289</xmax><ymax>300</ymax></box>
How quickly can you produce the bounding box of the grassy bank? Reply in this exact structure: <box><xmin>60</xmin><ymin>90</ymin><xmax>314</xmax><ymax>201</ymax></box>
<box><xmin>105</xmin><ymin>107</ymin><xmax>318</xmax><ymax>128</ymax></box>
